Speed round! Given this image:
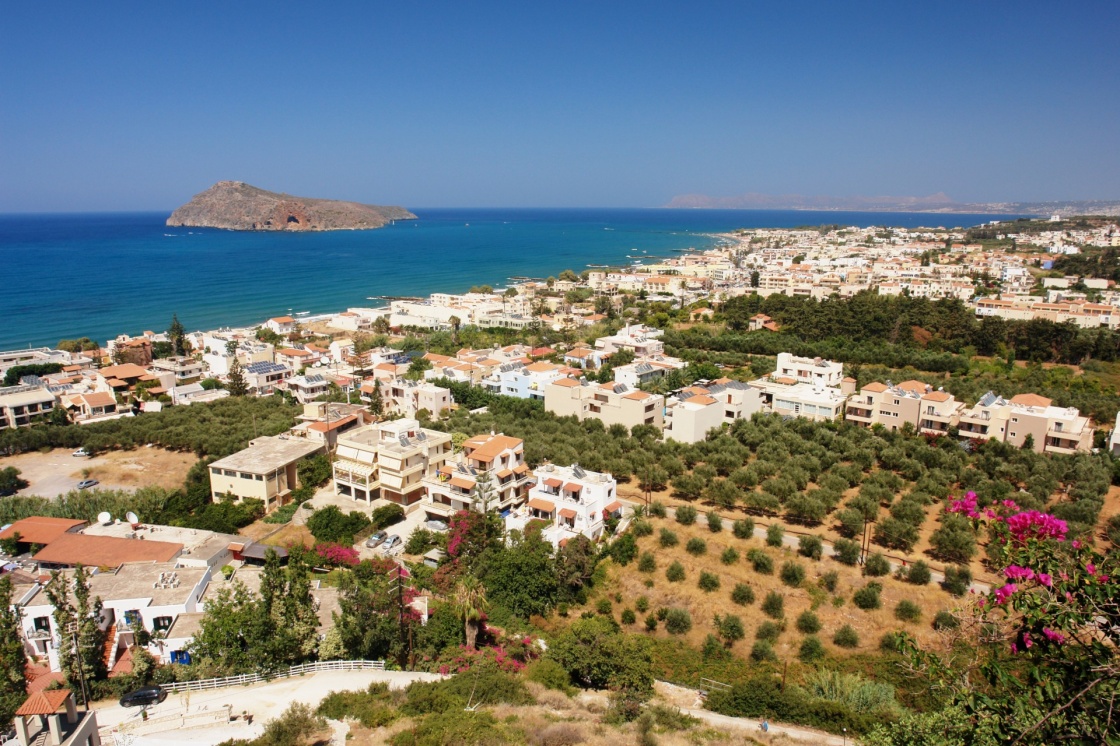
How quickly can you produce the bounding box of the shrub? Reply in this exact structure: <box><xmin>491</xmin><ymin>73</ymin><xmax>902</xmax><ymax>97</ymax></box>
<box><xmin>405</xmin><ymin>528</ymin><xmax>437</xmax><ymax>555</ymax></box>
<box><xmin>833</xmin><ymin>538</ymin><xmax>861</xmax><ymax>566</ymax></box>
<box><xmin>941</xmin><ymin>565</ymin><xmax>972</xmax><ymax>596</ymax></box>
<box><xmin>756</xmin><ymin>620</ymin><xmax>783</xmax><ymax>642</ymax></box>
<box><xmin>731</xmin><ymin>583</ymin><xmax>755</xmax><ymax>605</ymax></box>
<box><xmin>685</xmin><ymin>537</ymin><xmax>707</xmax><ymax>555</ymax></box>
<box><xmin>732</xmin><ymin>517</ymin><xmax>754</xmax><ymax>539</ymax></box>
<box><xmin>649</xmin><ymin>501</ymin><xmax>667</xmax><ymax>518</ymax></box>
<box><xmin>675</xmin><ymin>505</ymin><xmax>697</xmax><ymax>525</ymax></box>
<box><xmin>698</xmin><ymin>571</ymin><xmax>720</xmax><ymax>592</ymax></box>
<box><xmin>799</xmin><ymin>636</ymin><xmax>825</xmax><ymax>663</ymax></box>
<box><xmin>658</xmin><ymin>528</ymin><xmax>679</xmax><ymax>548</ymax></box>
<box><xmin>853</xmin><ymin>583</ymin><xmax>882</xmax><ymax>611</ymax></box>
<box><xmin>317</xmin><ymin>684</ymin><xmax>397</xmax><ymax>729</ymax></box>
<box><xmin>715</xmin><ymin>614</ymin><xmax>746</xmax><ymax>645</ymax></box>
<box><xmin>905</xmin><ymin>560</ymin><xmax>932</xmax><ymax>586</ymax></box>
<box><xmin>635</xmin><ymin>596</ymin><xmax>649</xmax><ymax>613</ymax></box>
<box><xmin>796</xmin><ymin>611</ymin><xmax>821</xmax><ymax>634</ymax></box>
<box><xmin>526</xmin><ymin>659</ymin><xmax>575</xmax><ymax>695</ymax></box>
<box><xmin>664</xmin><ymin>608</ymin><xmax>692</xmax><ymax>635</ymax></box>
<box><xmin>798</xmin><ymin>535</ymin><xmax>823</xmax><ymax>560</ymax></box>
<box><xmin>370</xmin><ymin>503</ymin><xmax>406</xmax><ymax>530</ymax></box>
<box><xmin>894</xmin><ymin>600</ymin><xmax>921</xmax><ymax>623</ymax></box>
<box><xmin>818</xmin><ymin>570</ymin><xmax>839</xmax><ymax>594</ymax></box>
<box><xmin>630</xmin><ymin>518</ymin><xmax>653</xmax><ymax>537</ymax></box>
<box><xmin>596</xmin><ymin>598</ymin><xmax>613</xmax><ymax>616</ymax></box>
<box><xmin>833</xmin><ymin>625</ymin><xmax>859</xmax><ymax>648</ymax></box>
<box><xmin>260</xmin><ymin>703</ymin><xmax>329</xmax><ymax>746</ymax></box>
<box><xmin>720</xmin><ymin>546</ymin><xmax>740</xmax><ymax>565</ymax></box>
<box><xmin>761</xmin><ymin>591</ymin><xmax>785</xmax><ymax>619</ymax></box>
<box><xmin>880</xmin><ymin>631</ymin><xmax>905</xmax><ymax>652</ymax></box>
<box><xmin>656</xmin><ymin>608</ymin><xmax>668</xmax><ymax>621</ymax></box>
<box><xmin>766</xmin><ymin>523</ymin><xmax>784</xmax><ymax>547</ymax></box>
<box><xmin>621</xmin><ymin>609</ymin><xmax>636</xmax><ymax>625</ymax></box>
<box><xmin>644</xmin><ymin>614</ymin><xmax>658</xmax><ymax>632</ymax></box>
<box><xmin>528</xmin><ymin>723</ymin><xmax>584</xmax><ymax>746</ymax></box>
<box><xmin>750</xmin><ymin>640</ymin><xmax>778</xmax><ymax>662</ymax></box>
<box><xmin>932</xmin><ymin>610</ymin><xmax>959</xmax><ymax>630</ymax></box>
<box><xmin>638</xmin><ymin>552</ymin><xmax>656</xmax><ymax>573</ymax></box>
<box><xmin>747</xmin><ymin>549</ymin><xmax>774</xmax><ymax>574</ymax></box>
<box><xmin>666</xmin><ymin>561</ymin><xmax>685</xmax><ymax>582</ymax></box>
<box><xmin>863</xmin><ymin>553</ymin><xmax>890</xmax><ymax>577</ymax></box>
<box><xmin>707</xmin><ymin>512</ymin><xmax>723</xmax><ymax>532</ymax></box>
<box><xmin>780</xmin><ymin>561</ymin><xmax>805</xmax><ymax>588</ymax></box>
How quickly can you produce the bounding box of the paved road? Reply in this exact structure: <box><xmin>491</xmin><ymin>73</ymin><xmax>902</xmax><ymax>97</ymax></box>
<box><xmin>94</xmin><ymin>670</ymin><xmax>440</xmax><ymax>745</ymax></box>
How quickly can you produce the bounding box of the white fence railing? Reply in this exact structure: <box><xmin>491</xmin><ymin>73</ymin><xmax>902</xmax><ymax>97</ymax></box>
<box><xmin>160</xmin><ymin>659</ymin><xmax>386</xmax><ymax>693</ymax></box>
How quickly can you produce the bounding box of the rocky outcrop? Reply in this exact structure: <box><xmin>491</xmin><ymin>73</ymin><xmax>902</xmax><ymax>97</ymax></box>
<box><xmin>167</xmin><ymin>181</ymin><xmax>417</xmax><ymax>231</ymax></box>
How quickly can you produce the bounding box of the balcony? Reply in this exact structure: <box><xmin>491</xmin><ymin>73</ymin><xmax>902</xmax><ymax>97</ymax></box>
<box><xmin>845</xmin><ymin>407</ymin><xmax>873</xmax><ymax>422</ymax></box>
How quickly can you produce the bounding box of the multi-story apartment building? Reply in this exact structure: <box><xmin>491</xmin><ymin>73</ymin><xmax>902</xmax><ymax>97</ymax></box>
<box><xmin>958</xmin><ymin>392</ymin><xmax>1094</xmax><ymax>454</ymax></box>
<box><xmin>772</xmin><ymin>352</ymin><xmax>845</xmax><ymax>387</ymax></box>
<box><xmin>422</xmin><ymin>433</ymin><xmax>533</xmax><ymax>521</ymax></box>
<box><xmin>747</xmin><ymin>354</ymin><xmax>850</xmax><ymax>422</ymax></box>
<box><xmin>208</xmin><ymin>435</ymin><xmax>325</xmax><ymax>511</ymax></box>
<box><xmin>332</xmin><ymin>419</ymin><xmax>453</xmax><ymax>506</ymax></box>
<box><xmin>0</xmin><ymin>385</ymin><xmax>58</xmax><ymax>429</ymax></box>
<box><xmin>149</xmin><ymin>356</ymin><xmax>205</xmax><ymax>383</ymax></box>
<box><xmin>381</xmin><ymin>379</ymin><xmax>452</xmax><ymax>418</ymax></box>
<box><xmin>513</xmin><ymin>463</ymin><xmax>621</xmax><ymax>546</ymax></box>
<box><xmin>593</xmin><ymin>324</ymin><xmax>665</xmax><ymax>357</ymax></box>
<box><xmin>845</xmin><ymin>380</ymin><xmax>964</xmax><ymax>435</ymax></box>
<box><xmin>483</xmin><ymin>361</ymin><xmax>568</xmax><ymax>400</ymax></box>
<box><xmin>664</xmin><ymin>379</ymin><xmax>765</xmax><ymax>443</ymax></box>
<box><xmin>612</xmin><ymin>357</ymin><xmax>685</xmax><ymax>389</ymax></box>
<box><xmin>545</xmin><ymin>379</ymin><xmax>664</xmax><ymax>430</ymax></box>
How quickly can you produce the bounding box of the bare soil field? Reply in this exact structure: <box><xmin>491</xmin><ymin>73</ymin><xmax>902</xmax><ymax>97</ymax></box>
<box><xmin>0</xmin><ymin>447</ymin><xmax>195</xmax><ymax>497</ymax></box>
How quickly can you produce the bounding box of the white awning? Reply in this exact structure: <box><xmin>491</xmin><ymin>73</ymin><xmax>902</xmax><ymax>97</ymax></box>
<box><xmin>336</xmin><ymin>445</ymin><xmax>359</xmax><ymax>461</ymax></box>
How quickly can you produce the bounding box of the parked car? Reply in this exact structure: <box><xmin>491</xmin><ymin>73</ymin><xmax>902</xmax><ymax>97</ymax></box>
<box><xmin>119</xmin><ymin>686</ymin><xmax>166</xmax><ymax>708</ymax></box>
<box><xmin>76</xmin><ymin>479</ymin><xmax>99</xmax><ymax>490</ymax></box>
<box><xmin>72</xmin><ymin>448</ymin><xmax>89</xmax><ymax>457</ymax></box>
<box><xmin>365</xmin><ymin>531</ymin><xmax>388</xmax><ymax>549</ymax></box>
<box><xmin>425</xmin><ymin>519</ymin><xmax>449</xmax><ymax>532</ymax></box>
<box><xmin>381</xmin><ymin>535</ymin><xmax>402</xmax><ymax>552</ymax></box>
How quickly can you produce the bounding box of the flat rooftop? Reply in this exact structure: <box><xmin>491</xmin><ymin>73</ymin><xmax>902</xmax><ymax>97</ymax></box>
<box><xmin>208</xmin><ymin>436</ymin><xmax>324</xmax><ymax>475</ymax></box>
<box><xmin>86</xmin><ymin>562</ymin><xmax>208</xmax><ymax>605</ymax></box>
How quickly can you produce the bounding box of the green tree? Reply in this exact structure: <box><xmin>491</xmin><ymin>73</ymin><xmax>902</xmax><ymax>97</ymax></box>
<box><xmin>0</xmin><ymin>576</ymin><xmax>28</xmax><ymax>726</ymax></box>
<box><xmin>548</xmin><ymin>616</ymin><xmax>653</xmax><ymax>697</ymax></box>
<box><xmin>45</xmin><ymin>566</ymin><xmax>107</xmax><ymax>696</ymax></box>
<box><xmin>368</xmin><ymin>379</ymin><xmax>384</xmax><ymax>417</ymax></box>
<box><xmin>227</xmin><ymin>358</ymin><xmax>248</xmax><ymax>397</ymax></box>
<box><xmin>453</xmin><ymin>576</ymin><xmax>488</xmax><ymax>650</ymax></box>
<box><xmin>480</xmin><ymin>531</ymin><xmax>558</xmax><ymax>618</ymax></box>
<box><xmin>168</xmin><ymin>314</ymin><xmax>187</xmax><ymax>356</ymax></box>
<box><xmin>0</xmin><ymin>467</ymin><xmax>28</xmax><ymax>497</ymax></box>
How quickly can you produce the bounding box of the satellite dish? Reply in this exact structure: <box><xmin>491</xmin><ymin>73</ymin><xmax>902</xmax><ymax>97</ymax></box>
<box><xmin>126</xmin><ymin>511</ymin><xmax>140</xmax><ymax>526</ymax></box>
<box><xmin>97</xmin><ymin>512</ymin><xmax>112</xmax><ymax>526</ymax></box>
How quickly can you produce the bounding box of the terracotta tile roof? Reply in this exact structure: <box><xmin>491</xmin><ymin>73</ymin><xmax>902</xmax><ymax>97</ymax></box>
<box><xmin>530</xmin><ymin>347</ymin><xmax>555</xmax><ymax>356</ymax></box>
<box><xmin>604</xmin><ymin>500</ymin><xmax>623</xmax><ymax>514</ymax></box>
<box><xmin>922</xmin><ymin>391</ymin><xmax>953</xmax><ymax>402</ymax></box>
<box><xmin>279</xmin><ymin>348</ymin><xmax>312</xmax><ymax>357</ymax></box>
<box><xmin>862</xmin><ymin>382</ymin><xmax>888</xmax><ymax>393</ymax></box>
<box><xmin>543</xmin><ymin>477</ymin><xmax>563</xmax><ymax>488</ymax></box>
<box><xmin>496</xmin><ymin>469</ymin><xmax>513</xmax><ymax>479</ymax></box>
<box><xmin>1010</xmin><ymin>393</ymin><xmax>1052</xmax><ymax>408</ymax></box>
<box><xmin>527</xmin><ymin>498</ymin><xmax>555</xmax><ymax>513</ymax></box>
<box><xmin>464</xmin><ymin>434</ymin><xmax>523</xmax><ymax>461</ymax></box>
<box><xmin>559</xmin><ymin>508</ymin><xmax>577</xmax><ymax>520</ymax></box>
<box><xmin>775</xmin><ymin>376</ymin><xmax>797</xmax><ymax>385</ymax></box>
<box><xmin>0</xmin><ymin>517</ymin><xmax>87</xmax><ymax>545</ymax></box>
<box><xmin>308</xmin><ymin>415</ymin><xmax>358</xmax><ymax>433</ymax></box>
<box><xmin>98</xmin><ymin>364</ymin><xmax>148</xmax><ymax>380</ymax></box>
<box><xmin>449</xmin><ymin>476</ymin><xmax>475</xmax><ymax>490</ymax></box>
<box><xmin>33</xmin><ymin>533</ymin><xmax>182</xmax><ymax>567</ymax></box>
<box><xmin>689</xmin><ymin>395</ymin><xmax>717</xmax><ymax>406</ymax></box>
<box><xmin>16</xmin><ymin>689</ymin><xmax>71</xmax><ymax>716</ymax></box>
<box><xmin>623</xmin><ymin>391</ymin><xmax>651</xmax><ymax>401</ymax></box>
<box><xmin>513</xmin><ymin>464</ymin><xmax>529</xmax><ymax>475</ymax></box>
<box><xmin>563</xmin><ymin>482</ymin><xmax>582</xmax><ymax>494</ymax></box>
<box><xmin>897</xmin><ymin>380</ymin><xmax>928</xmax><ymax>394</ymax></box>
<box><xmin>524</xmin><ymin>362</ymin><xmax>560</xmax><ymax>373</ymax></box>
<box><xmin>551</xmin><ymin>377</ymin><xmax>581</xmax><ymax>388</ymax></box>
<box><xmin>270</xmin><ymin>316</ymin><xmax>295</xmax><ymax>323</ymax></box>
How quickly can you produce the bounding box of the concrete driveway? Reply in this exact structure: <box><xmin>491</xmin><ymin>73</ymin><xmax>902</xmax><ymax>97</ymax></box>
<box><xmin>94</xmin><ymin>670</ymin><xmax>440</xmax><ymax>745</ymax></box>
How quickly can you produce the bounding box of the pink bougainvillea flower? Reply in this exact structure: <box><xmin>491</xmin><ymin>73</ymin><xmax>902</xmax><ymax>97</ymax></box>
<box><xmin>1072</xmin><ymin>540</ymin><xmax>1082</xmax><ymax>549</ymax></box>
<box><xmin>1036</xmin><ymin>573</ymin><xmax>1053</xmax><ymax>587</ymax></box>
<box><xmin>994</xmin><ymin>583</ymin><xmax>1018</xmax><ymax>604</ymax></box>
<box><xmin>1005</xmin><ymin>511</ymin><xmax>1068</xmax><ymax>543</ymax></box>
<box><xmin>1022</xmin><ymin>633</ymin><xmax>1032</xmax><ymax>649</ymax></box>
<box><xmin>1042</xmin><ymin>627</ymin><xmax>1066</xmax><ymax>644</ymax></box>
<box><xmin>1010</xmin><ymin>642</ymin><xmax>1018</xmax><ymax>654</ymax></box>
<box><xmin>1003</xmin><ymin>565</ymin><xmax>1035</xmax><ymax>582</ymax></box>
<box><xmin>1086</xmin><ymin>563</ymin><xmax>1097</xmax><ymax>576</ymax></box>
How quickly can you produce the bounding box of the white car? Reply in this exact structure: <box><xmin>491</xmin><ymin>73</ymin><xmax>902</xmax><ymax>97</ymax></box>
<box><xmin>381</xmin><ymin>535</ymin><xmax>402</xmax><ymax>552</ymax></box>
<box><xmin>72</xmin><ymin>448</ymin><xmax>89</xmax><ymax>457</ymax></box>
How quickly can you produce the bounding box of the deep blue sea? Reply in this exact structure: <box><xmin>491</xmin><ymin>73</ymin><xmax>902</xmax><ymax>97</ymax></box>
<box><xmin>0</xmin><ymin>208</ymin><xmax>1016</xmax><ymax>350</ymax></box>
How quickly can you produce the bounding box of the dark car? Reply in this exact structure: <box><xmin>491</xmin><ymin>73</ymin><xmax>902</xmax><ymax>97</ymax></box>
<box><xmin>119</xmin><ymin>686</ymin><xmax>166</xmax><ymax>708</ymax></box>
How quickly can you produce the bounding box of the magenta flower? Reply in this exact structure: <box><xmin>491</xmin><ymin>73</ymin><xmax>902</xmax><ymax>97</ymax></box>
<box><xmin>1072</xmin><ymin>540</ymin><xmax>1082</xmax><ymax>549</ymax></box>
<box><xmin>1042</xmin><ymin>627</ymin><xmax>1066</xmax><ymax>644</ymax></box>
<box><xmin>994</xmin><ymin>583</ymin><xmax>1018</xmax><ymax>604</ymax></box>
<box><xmin>1037</xmin><ymin>573</ymin><xmax>1053</xmax><ymax>587</ymax></box>
<box><xmin>1010</xmin><ymin>642</ymin><xmax>1018</xmax><ymax>654</ymax></box>
<box><xmin>1005</xmin><ymin>511</ymin><xmax>1068</xmax><ymax>543</ymax></box>
<box><xmin>1022</xmin><ymin>633</ymin><xmax>1032</xmax><ymax>649</ymax></box>
<box><xmin>1086</xmin><ymin>563</ymin><xmax>1097</xmax><ymax>576</ymax></box>
<box><xmin>1004</xmin><ymin>565</ymin><xmax>1035</xmax><ymax>582</ymax></box>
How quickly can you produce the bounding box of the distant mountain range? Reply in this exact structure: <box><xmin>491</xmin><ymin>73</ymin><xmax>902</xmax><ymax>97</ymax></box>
<box><xmin>664</xmin><ymin>192</ymin><xmax>1120</xmax><ymax>216</ymax></box>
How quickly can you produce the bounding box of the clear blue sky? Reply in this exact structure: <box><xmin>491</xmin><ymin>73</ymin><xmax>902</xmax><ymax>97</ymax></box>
<box><xmin>2</xmin><ymin>1</ymin><xmax>1118</xmax><ymax>211</ymax></box>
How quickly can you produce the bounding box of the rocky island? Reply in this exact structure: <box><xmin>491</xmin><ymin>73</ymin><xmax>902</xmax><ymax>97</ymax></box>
<box><xmin>166</xmin><ymin>181</ymin><xmax>417</xmax><ymax>231</ymax></box>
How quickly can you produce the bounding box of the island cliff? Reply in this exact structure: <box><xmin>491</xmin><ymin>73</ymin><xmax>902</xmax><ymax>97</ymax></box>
<box><xmin>167</xmin><ymin>181</ymin><xmax>417</xmax><ymax>231</ymax></box>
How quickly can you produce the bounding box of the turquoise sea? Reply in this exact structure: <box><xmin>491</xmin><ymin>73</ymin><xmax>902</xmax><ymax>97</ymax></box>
<box><xmin>0</xmin><ymin>208</ymin><xmax>1018</xmax><ymax>350</ymax></box>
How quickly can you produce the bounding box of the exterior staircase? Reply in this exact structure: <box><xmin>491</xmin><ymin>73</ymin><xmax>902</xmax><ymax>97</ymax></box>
<box><xmin>102</xmin><ymin>625</ymin><xmax>118</xmax><ymax>671</ymax></box>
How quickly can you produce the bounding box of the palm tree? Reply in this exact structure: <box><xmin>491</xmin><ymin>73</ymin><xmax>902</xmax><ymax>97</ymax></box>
<box><xmin>453</xmin><ymin>576</ymin><xmax>488</xmax><ymax>650</ymax></box>
<box><xmin>449</xmin><ymin>315</ymin><xmax>462</xmax><ymax>345</ymax></box>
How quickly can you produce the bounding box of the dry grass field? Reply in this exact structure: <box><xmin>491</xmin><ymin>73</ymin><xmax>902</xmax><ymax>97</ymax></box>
<box><xmin>0</xmin><ymin>447</ymin><xmax>195</xmax><ymax>496</ymax></box>
<box><xmin>574</xmin><ymin>511</ymin><xmax>964</xmax><ymax>661</ymax></box>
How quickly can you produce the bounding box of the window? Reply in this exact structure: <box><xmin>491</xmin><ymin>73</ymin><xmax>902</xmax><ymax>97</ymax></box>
<box><xmin>33</xmin><ymin>616</ymin><xmax>50</xmax><ymax>632</ymax></box>
<box><xmin>1011</xmin><ymin>417</ymin><xmax>1018</xmax><ymax>423</ymax></box>
<box><xmin>894</xmin><ymin>399</ymin><xmax>900</xmax><ymax>405</ymax></box>
<box><xmin>153</xmin><ymin>616</ymin><xmax>173</xmax><ymax>632</ymax></box>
